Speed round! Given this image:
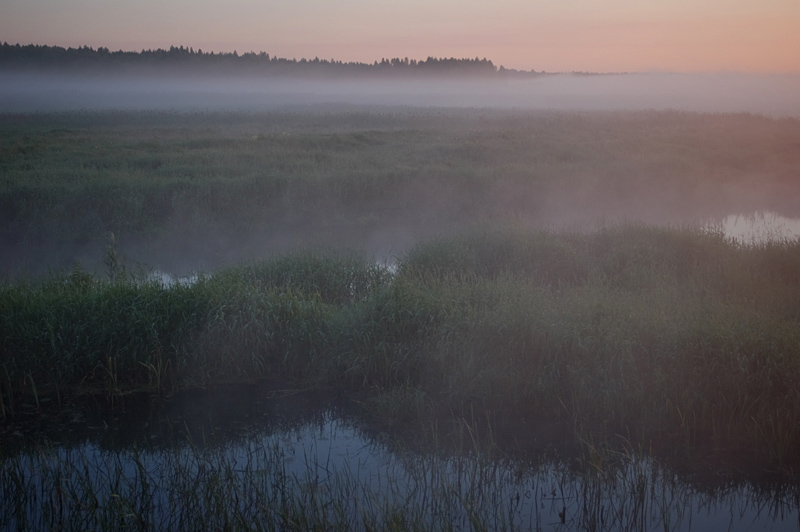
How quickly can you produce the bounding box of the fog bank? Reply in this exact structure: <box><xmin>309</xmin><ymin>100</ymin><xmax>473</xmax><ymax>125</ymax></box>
<box><xmin>2</xmin><ymin>72</ymin><xmax>799</xmax><ymax>116</ymax></box>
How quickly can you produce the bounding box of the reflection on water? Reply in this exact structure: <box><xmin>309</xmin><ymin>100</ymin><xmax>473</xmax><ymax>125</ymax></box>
<box><xmin>708</xmin><ymin>211</ymin><xmax>800</xmax><ymax>245</ymax></box>
<box><xmin>146</xmin><ymin>269</ymin><xmax>201</xmax><ymax>286</ymax></box>
<box><xmin>2</xmin><ymin>388</ymin><xmax>799</xmax><ymax>530</ymax></box>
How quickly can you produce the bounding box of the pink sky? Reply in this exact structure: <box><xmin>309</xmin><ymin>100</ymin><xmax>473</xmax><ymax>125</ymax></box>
<box><xmin>2</xmin><ymin>0</ymin><xmax>799</xmax><ymax>72</ymax></box>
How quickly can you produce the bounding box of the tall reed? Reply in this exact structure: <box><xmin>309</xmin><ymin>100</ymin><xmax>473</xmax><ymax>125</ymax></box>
<box><xmin>2</xmin><ymin>224</ymin><xmax>800</xmax><ymax>469</ymax></box>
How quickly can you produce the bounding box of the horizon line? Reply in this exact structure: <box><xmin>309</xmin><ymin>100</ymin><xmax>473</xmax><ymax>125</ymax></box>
<box><xmin>3</xmin><ymin>42</ymin><xmax>800</xmax><ymax>76</ymax></box>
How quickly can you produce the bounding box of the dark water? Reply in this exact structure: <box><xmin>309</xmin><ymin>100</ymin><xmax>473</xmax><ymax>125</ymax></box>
<box><xmin>2</xmin><ymin>385</ymin><xmax>799</xmax><ymax>531</ymax></box>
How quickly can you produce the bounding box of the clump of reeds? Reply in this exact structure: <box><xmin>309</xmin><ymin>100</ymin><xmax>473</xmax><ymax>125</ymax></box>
<box><xmin>2</xmin><ymin>223</ymin><xmax>800</xmax><ymax>470</ymax></box>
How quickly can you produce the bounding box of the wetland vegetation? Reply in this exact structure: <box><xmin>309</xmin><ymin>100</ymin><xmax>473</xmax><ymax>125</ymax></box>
<box><xmin>3</xmin><ymin>109</ymin><xmax>799</xmax><ymax>275</ymax></box>
<box><xmin>2</xmin><ymin>109</ymin><xmax>800</xmax><ymax>529</ymax></box>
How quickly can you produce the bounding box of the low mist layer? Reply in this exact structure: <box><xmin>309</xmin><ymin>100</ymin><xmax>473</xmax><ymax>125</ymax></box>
<box><xmin>2</xmin><ymin>109</ymin><xmax>799</xmax><ymax>277</ymax></box>
<box><xmin>1</xmin><ymin>72</ymin><xmax>799</xmax><ymax>116</ymax></box>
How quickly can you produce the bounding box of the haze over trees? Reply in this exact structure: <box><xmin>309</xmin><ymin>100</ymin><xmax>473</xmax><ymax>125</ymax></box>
<box><xmin>0</xmin><ymin>42</ymin><xmax>542</xmax><ymax>78</ymax></box>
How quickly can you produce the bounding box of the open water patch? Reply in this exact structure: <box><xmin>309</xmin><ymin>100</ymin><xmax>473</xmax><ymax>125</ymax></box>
<box><xmin>2</xmin><ymin>387</ymin><xmax>798</xmax><ymax>531</ymax></box>
<box><xmin>145</xmin><ymin>269</ymin><xmax>201</xmax><ymax>287</ymax></box>
<box><xmin>706</xmin><ymin>211</ymin><xmax>800</xmax><ymax>246</ymax></box>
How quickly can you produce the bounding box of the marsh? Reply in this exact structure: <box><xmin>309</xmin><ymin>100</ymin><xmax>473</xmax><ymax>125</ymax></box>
<box><xmin>2</xmin><ymin>104</ymin><xmax>800</xmax><ymax>530</ymax></box>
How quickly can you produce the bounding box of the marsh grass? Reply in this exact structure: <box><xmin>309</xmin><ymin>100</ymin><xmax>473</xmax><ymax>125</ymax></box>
<box><xmin>4</xmin><ymin>108</ymin><xmax>800</xmax><ymax>529</ymax></box>
<box><xmin>3</xmin><ymin>109</ymin><xmax>800</xmax><ymax>275</ymax></box>
<box><xmin>2</xmin><ymin>223</ymin><xmax>800</xmax><ymax>473</ymax></box>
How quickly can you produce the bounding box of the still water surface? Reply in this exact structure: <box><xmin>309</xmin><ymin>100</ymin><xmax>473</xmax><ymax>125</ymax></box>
<box><xmin>2</xmin><ymin>386</ymin><xmax>798</xmax><ymax>531</ymax></box>
<box><xmin>709</xmin><ymin>211</ymin><xmax>800</xmax><ymax>245</ymax></box>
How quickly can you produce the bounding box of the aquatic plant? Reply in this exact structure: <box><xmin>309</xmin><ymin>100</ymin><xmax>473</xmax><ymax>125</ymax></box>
<box><xmin>2</xmin><ymin>224</ymin><xmax>800</xmax><ymax>472</ymax></box>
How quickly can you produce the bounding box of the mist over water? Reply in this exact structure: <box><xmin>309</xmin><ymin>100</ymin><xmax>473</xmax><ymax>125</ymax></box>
<box><xmin>2</xmin><ymin>67</ymin><xmax>800</xmax><ymax>276</ymax></box>
<box><xmin>4</xmin><ymin>69</ymin><xmax>800</xmax><ymax>530</ymax></box>
<box><xmin>2</xmin><ymin>72</ymin><xmax>800</xmax><ymax>116</ymax></box>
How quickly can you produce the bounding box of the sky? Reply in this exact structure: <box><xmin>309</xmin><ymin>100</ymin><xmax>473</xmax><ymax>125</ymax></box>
<box><xmin>2</xmin><ymin>0</ymin><xmax>799</xmax><ymax>73</ymax></box>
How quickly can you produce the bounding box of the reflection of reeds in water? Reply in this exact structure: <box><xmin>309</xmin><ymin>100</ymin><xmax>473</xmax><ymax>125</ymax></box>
<box><xmin>2</xmin><ymin>426</ymin><xmax>798</xmax><ymax>531</ymax></box>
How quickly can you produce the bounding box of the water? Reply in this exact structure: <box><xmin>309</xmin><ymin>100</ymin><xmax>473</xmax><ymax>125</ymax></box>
<box><xmin>146</xmin><ymin>269</ymin><xmax>200</xmax><ymax>287</ymax></box>
<box><xmin>706</xmin><ymin>211</ymin><xmax>800</xmax><ymax>246</ymax></box>
<box><xmin>133</xmin><ymin>212</ymin><xmax>800</xmax><ymax>287</ymax></box>
<box><xmin>2</xmin><ymin>387</ymin><xmax>798</xmax><ymax>531</ymax></box>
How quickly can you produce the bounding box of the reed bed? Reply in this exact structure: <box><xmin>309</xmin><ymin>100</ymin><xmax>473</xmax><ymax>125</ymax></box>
<box><xmin>3</xmin><ymin>224</ymin><xmax>800</xmax><ymax>472</ymax></box>
<box><xmin>3</xmin><ymin>109</ymin><xmax>800</xmax><ymax>275</ymax></box>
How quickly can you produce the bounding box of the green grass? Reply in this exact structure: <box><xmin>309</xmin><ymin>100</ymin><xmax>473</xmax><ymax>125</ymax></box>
<box><xmin>2</xmin><ymin>109</ymin><xmax>800</xmax><ymax>272</ymax></box>
<box><xmin>3</xmin><ymin>224</ymin><xmax>800</xmax><ymax>472</ymax></box>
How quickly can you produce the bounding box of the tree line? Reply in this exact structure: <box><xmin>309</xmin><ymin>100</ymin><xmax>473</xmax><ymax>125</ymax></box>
<box><xmin>0</xmin><ymin>43</ymin><xmax>543</xmax><ymax>78</ymax></box>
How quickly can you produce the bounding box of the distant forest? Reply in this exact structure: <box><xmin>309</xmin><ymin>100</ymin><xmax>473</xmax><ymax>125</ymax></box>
<box><xmin>0</xmin><ymin>42</ymin><xmax>542</xmax><ymax>78</ymax></box>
